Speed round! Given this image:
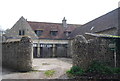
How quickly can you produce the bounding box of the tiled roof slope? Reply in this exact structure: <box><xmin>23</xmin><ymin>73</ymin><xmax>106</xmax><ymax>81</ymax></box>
<box><xmin>68</xmin><ymin>8</ymin><xmax>119</xmax><ymax>39</ymax></box>
<box><xmin>28</xmin><ymin>21</ymin><xmax>80</xmax><ymax>39</ymax></box>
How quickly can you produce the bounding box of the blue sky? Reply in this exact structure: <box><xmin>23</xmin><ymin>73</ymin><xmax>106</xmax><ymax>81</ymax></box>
<box><xmin>0</xmin><ymin>0</ymin><xmax>120</xmax><ymax>30</ymax></box>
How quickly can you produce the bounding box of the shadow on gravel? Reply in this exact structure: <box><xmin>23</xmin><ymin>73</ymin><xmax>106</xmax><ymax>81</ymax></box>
<box><xmin>2</xmin><ymin>67</ymin><xmax>18</xmax><ymax>75</ymax></box>
<box><xmin>56</xmin><ymin>58</ymin><xmax>72</xmax><ymax>64</ymax></box>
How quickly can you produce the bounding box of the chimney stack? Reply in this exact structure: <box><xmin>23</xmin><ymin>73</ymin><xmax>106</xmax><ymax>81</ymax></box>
<box><xmin>62</xmin><ymin>17</ymin><xmax>67</xmax><ymax>28</ymax></box>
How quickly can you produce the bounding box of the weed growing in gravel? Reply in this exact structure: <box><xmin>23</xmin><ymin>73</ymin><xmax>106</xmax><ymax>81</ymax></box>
<box><xmin>44</xmin><ymin>70</ymin><xmax>55</xmax><ymax>77</ymax></box>
<box><xmin>42</xmin><ymin>63</ymin><xmax>50</xmax><ymax>65</ymax></box>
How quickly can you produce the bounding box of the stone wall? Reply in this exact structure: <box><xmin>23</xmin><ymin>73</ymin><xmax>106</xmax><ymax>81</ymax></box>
<box><xmin>2</xmin><ymin>37</ymin><xmax>33</xmax><ymax>71</ymax></box>
<box><xmin>117</xmin><ymin>7</ymin><xmax>120</xmax><ymax>67</ymax></box>
<box><xmin>72</xmin><ymin>35</ymin><xmax>116</xmax><ymax>70</ymax></box>
<box><xmin>0</xmin><ymin>37</ymin><xmax>1</xmax><ymax>77</ymax></box>
<box><xmin>67</xmin><ymin>40</ymin><xmax>73</xmax><ymax>58</ymax></box>
<box><xmin>116</xmin><ymin>38</ymin><xmax>120</xmax><ymax>67</ymax></box>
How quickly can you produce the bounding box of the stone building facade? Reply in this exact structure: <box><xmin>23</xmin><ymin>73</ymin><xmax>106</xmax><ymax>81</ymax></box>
<box><xmin>4</xmin><ymin>17</ymin><xmax>80</xmax><ymax>58</ymax></box>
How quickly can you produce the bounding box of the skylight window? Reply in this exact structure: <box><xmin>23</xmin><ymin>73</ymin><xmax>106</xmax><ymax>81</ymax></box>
<box><xmin>90</xmin><ymin>26</ymin><xmax>94</xmax><ymax>30</ymax></box>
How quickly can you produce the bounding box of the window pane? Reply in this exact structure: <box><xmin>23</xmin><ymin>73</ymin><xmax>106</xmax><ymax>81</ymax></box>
<box><xmin>19</xmin><ymin>30</ymin><xmax>21</xmax><ymax>35</ymax></box>
<box><xmin>19</xmin><ymin>30</ymin><xmax>25</xmax><ymax>35</ymax></box>
<box><xmin>50</xmin><ymin>31</ymin><xmax>58</xmax><ymax>36</ymax></box>
<box><xmin>35</xmin><ymin>30</ymin><xmax>43</xmax><ymax>36</ymax></box>
<box><xmin>35</xmin><ymin>30</ymin><xmax>37</xmax><ymax>34</ymax></box>
<box><xmin>22</xmin><ymin>30</ymin><xmax>25</xmax><ymax>35</ymax></box>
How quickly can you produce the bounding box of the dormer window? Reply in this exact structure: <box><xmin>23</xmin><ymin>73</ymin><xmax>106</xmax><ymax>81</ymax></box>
<box><xmin>19</xmin><ymin>30</ymin><xmax>25</xmax><ymax>35</ymax></box>
<box><xmin>50</xmin><ymin>31</ymin><xmax>58</xmax><ymax>36</ymax></box>
<box><xmin>35</xmin><ymin>30</ymin><xmax>43</xmax><ymax>36</ymax></box>
<box><xmin>68</xmin><ymin>31</ymin><xmax>71</xmax><ymax>34</ymax></box>
<box><xmin>64</xmin><ymin>31</ymin><xmax>71</xmax><ymax>36</ymax></box>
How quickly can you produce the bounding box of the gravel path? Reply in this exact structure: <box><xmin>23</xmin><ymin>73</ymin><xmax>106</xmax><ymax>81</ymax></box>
<box><xmin>2</xmin><ymin>58</ymin><xmax>72</xmax><ymax>79</ymax></box>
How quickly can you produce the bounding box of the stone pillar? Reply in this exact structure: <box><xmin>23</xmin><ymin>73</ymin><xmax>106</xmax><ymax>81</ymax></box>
<box><xmin>37</xmin><ymin>42</ymin><xmax>40</xmax><ymax>57</ymax></box>
<box><xmin>72</xmin><ymin>35</ymin><xmax>89</xmax><ymax>70</ymax></box>
<box><xmin>52</xmin><ymin>44</ymin><xmax>56</xmax><ymax>57</ymax></box>
<box><xmin>68</xmin><ymin>40</ymin><xmax>73</xmax><ymax>58</ymax></box>
<box><xmin>20</xmin><ymin>36</ymin><xmax>33</xmax><ymax>71</ymax></box>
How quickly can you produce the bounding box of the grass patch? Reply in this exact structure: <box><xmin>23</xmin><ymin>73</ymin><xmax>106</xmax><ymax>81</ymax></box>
<box><xmin>44</xmin><ymin>70</ymin><xmax>55</xmax><ymax>77</ymax></box>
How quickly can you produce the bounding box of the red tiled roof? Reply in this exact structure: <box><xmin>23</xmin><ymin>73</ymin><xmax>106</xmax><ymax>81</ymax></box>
<box><xmin>28</xmin><ymin>21</ymin><xmax>81</xmax><ymax>39</ymax></box>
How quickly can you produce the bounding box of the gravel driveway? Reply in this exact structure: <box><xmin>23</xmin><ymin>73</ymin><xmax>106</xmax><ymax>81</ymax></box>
<box><xmin>2</xmin><ymin>58</ymin><xmax>72</xmax><ymax>79</ymax></box>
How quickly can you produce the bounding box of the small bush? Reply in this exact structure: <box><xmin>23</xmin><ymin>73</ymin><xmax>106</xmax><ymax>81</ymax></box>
<box><xmin>113</xmin><ymin>67</ymin><xmax>120</xmax><ymax>74</ymax></box>
<box><xmin>67</xmin><ymin>61</ymin><xmax>120</xmax><ymax>76</ymax></box>
<box><xmin>67</xmin><ymin>66</ymin><xmax>85</xmax><ymax>75</ymax></box>
<box><xmin>87</xmin><ymin>61</ymin><xmax>110</xmax><ymax>74</ymax></box>
<box><xmin>87</xmin><ymin>61</ymin><xmax>120</xmax><ymax>74</ymax></box>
